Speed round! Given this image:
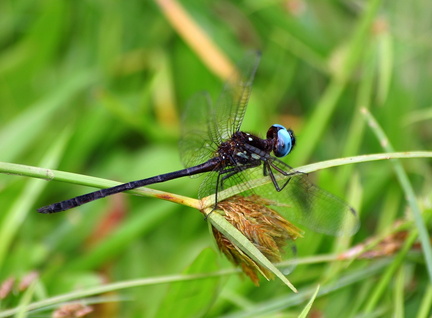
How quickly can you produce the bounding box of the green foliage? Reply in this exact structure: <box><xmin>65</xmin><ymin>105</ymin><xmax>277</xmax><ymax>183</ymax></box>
<box><xmin>1</xmin><ymin>0</ymin><xmax>431</xmax><ymax>316</ymax></box>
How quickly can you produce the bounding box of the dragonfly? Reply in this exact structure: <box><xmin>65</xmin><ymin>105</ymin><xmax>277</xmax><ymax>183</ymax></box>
<box><xmin>38</xmin><ymin>52</ymin><xmax>359</xmax><ymax>237</ymax></box>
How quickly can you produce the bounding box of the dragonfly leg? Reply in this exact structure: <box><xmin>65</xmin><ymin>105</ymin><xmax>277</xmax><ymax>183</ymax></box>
<box><xmin>264</xmin><ymin>161</ymin><xmax>305</xmax><ymax>191</ymax></box>
<box><xmin>263</xmin><ymin>163</ymin><xmax>291</xmax><ymax>191</ymax></box>
<box><xmin>205</xmin><ymin>161</ymin><xmax>261</xmax><ymax>220</ymax></box>
<box><xmin>219</xmin><ymin>162</ymin><xmax>258</xmax><ymax>182</ymax></box>
<box><xmin>203</xmin><ymin>172</ymin><xmax>223</xmax><ymax>220</ymax></box>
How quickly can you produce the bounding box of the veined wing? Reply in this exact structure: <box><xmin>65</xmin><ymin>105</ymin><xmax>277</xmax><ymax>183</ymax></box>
<box><xmin>209</xmin><ymin>51</ymin><xmax>261</xmax><ymax>143</ymax></box>
<box><xmin>179</xmin><ymin>92</ymin><xmax>217</xmax><ymax>169</ymax></box>
<box><xmin>261</xmin><ymin>158</ymin><xmax>359</xmax><ymax>236</ymax></box>
<box><xmin>179</xmin><ymin>51</ymin><xmax>261</xmax><ymax>169</ymax></box>
<box><xmin>213</xmin><ymin>158</ymin><xmax>359</xmax><ymax>237</ymax></box>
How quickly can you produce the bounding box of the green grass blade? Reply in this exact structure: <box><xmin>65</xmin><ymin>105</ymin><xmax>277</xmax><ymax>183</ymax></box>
<box><xmin>0</xmin><ymin>272</ymin><xmax>227</xmax><ymax>318</ymax></box>
<box><xmin>298</xmin><ymin>285</ymin><xmax>320</xmax><ymax>318</ymax></box>
<box><xmin>291</xmin><ymin>0</ymin><xmax>383</xmax><ymax>164</ymax></box>
<box><xmin>208</xmin><ymin>212</ymin><xmax>297</xmax><ymax>292</ymax></box>
<box><xmin>0</xmin><ymin>129</ymin><xmax>71</xmax><ymax>270</ymax></box>
<box><xmin>417</xmin><ymin>283</ymin><xmax>432</xmax><ymax>318</ymax></box>
<box><xmin>362</xmin><ymin>108</ymin><xmax>432</xmax><ymax>283</ymax></box>
<box><xmin>363</xmin><ymin>229</ymin><xmax>418</xmax><ymax>313</ymax></box>
<box><xmin>157</xmin><ymin>248</ymin><xmax>221</xmax><ymax>318</ymax></box>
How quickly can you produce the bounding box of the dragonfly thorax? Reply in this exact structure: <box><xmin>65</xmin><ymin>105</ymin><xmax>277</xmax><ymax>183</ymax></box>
<box><xmin>216</xmin><ymin>125</ymin><xmax>295</xmax><ymax>168</ymax></box>
<box><xmin>217</xmin><ymin>131</ymin><xmax>269</xmax><ymax>167</ymax></box>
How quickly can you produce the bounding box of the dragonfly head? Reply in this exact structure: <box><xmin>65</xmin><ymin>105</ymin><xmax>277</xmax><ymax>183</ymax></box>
<box><xmin>267</xmin><ymin>124</ymin><xmax>296</xmax><ymax>157</ymax></box>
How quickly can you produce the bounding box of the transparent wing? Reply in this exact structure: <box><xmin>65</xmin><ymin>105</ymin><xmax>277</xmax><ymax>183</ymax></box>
<box><xmin>206</xmin><ymin>168</ymin><xmax>301</xmax><ymax>272</ymax></box>
<box><xmin>213</xmin><ymin>160</ymin><xmax>359</xmax><ymax>237</ymax></box>
<box><xmin>209</xmin><ymin>51</ymin><xmax>261</xmax><ymax>142</ymax></box>
<box><xmin>258</xmin><ymin>159</ymin><xmax>359</xmax><ymax>236</ymax></box>
<box><xmin>179</xmin><ymin>52</ymin><xmax>261</xmax><ymax>169</ymax></box>
<box><xmin>178</xmin><ymin>92</ymin><xmax>217</xmax><ymax>169</ymax></box>
<box><xmin>198</xmin><ymin>165</ymin><xmax>251</xmax><ymax>199</ymax></box>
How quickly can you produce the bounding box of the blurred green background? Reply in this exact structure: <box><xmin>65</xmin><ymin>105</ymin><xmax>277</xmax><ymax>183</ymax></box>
<box><xmin>1</xmin><ymin>0</ymin><xmax>431</xmax><ymax>317</ymax></box>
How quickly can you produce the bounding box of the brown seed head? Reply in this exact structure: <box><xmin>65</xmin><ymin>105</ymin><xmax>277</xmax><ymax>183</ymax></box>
<box><xmin>212</xmin><ymin>195</ymin><xmax>303</xmax><ymax>285</ymax></box>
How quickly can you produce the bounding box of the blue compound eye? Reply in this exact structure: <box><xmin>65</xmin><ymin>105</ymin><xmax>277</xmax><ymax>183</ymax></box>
<box><xmin>271</xmin><ymin>124</ymin><xmax>295</xmax><ymax>157</ymax></box>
